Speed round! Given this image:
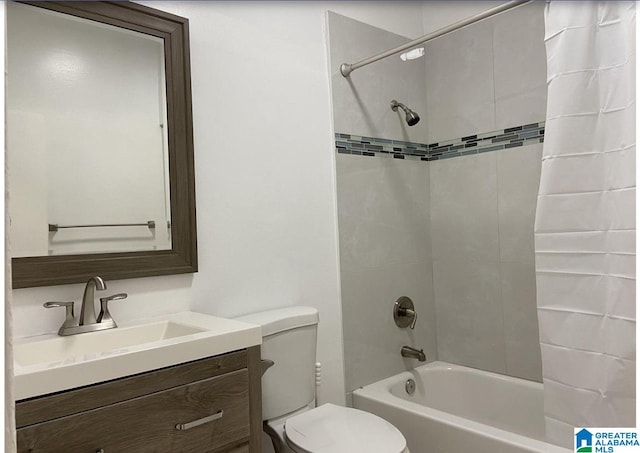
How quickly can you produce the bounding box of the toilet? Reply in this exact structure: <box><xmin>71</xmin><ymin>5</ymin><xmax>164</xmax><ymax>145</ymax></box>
<box><xmin>236</xmin><ymin>306</ymin><xmax>409</xmax><ymax>453</ymax></box>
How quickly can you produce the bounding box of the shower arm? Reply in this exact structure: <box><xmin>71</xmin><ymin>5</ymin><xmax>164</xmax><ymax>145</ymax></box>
<box><xmin>340</xmin><ymin>1</ymin><xmax>530</xmax><ymax>77</ymax></box>
<box><xmin>391</xmin><ymin>100</ymin><xmax>408</xmax><ymax>113</ymax></box>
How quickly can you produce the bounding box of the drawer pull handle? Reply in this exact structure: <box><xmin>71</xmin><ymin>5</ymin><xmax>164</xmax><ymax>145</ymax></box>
<box><xmin>175</xmin><ymin>410</ymin><xmax>224</xmax><ymax>430</ymax></box>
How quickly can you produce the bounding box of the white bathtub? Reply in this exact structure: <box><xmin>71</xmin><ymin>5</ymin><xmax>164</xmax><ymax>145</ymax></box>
<box><xmin>352</xmin><ymin>361</ymin><xmax>571</xmax><ymax>453</ymax></box>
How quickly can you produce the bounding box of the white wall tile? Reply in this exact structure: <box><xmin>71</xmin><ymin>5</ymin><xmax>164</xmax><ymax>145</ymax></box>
<box><xmin>420</xmin><ymin>1</ymin><xmax>546</xmax><ymax>382</ymax></box>
<box><xmin>337</xmin><ymin>155</ymin><xmax>430</xmax><ymax>272</ymax></box>
<box><xmin>430</xmin><ymin>152</ymin><xmax>500</xmax><ymax>263</ymax></box>
<box><xmin>330</xmin><ymin>2</ymin><xmax>547</xmax><ymax>394</ymax></box>
<box><xmin>497</xmin><ymin>143</ymin><xmax>544</xmax><ymax>382</ymax></box>
<box><xmin>495</xmin><ymin>90</ymin><xmax>547</xmax><ymax>131</ymax></box>
<box><xmin>424</xmin><ymin>2</ymin><xmax>546</xmax><ymax>141</ymax></box>
<box><xmin>497</xmin><ymin>144</ymin><xmax>543</xmax><ymax>263</ymax></box>
<box><xmin>422</xmin><ymin>2</ymin><xmax>505</xmax><ymax>35</ymax></box>
<box><xmin>329</xmin><ymin>12</ymin><xmax>427</xmax><ymax>143</ymax></box>
<box><xmin>330</xmin><ymin>10</ymin><xmax>436</xmax><ymax>398</ymax></box>
<box><xmin>501</xmin><ymin>261</ymin><xmax>542</xmax><ymax>381</ymax></box>
<box><xmin>432</xmin><ymin>257</ymin><xmax>505</xmax><ymax>374</ymax></box>
<box><xmin>430</xmin><ymin>147</ymin><xmax>543</xmax><ymax>380</ymax></box>
<box><xmin>429</xmin><ymin>152</ymin><xmax>505</xmax><ymax>375</ymax></box>
<box><xmin>341</xmin><ymin>262</ymin><xmax>436</xmax><ymax>391</ymax></box>
<box><xmin>337</xmin><ymin>155</ymin><xmax>435</xmax><ymax>392</ymax></box>
<box><xmin>424</xmin><ymin>19</ymin><xmax>495</xmax><ymax>143</ymax></box>
<box><xmin>493</xmin><ymin>2</ymin><xmax>547</xmax><ymax>129</ymax></box>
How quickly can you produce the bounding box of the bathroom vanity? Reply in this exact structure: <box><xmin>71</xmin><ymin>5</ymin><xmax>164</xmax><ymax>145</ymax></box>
<box><xmin>14</xmin><ymin>312</ymin><xmax>263</xmax><ymax>453</ymax></box>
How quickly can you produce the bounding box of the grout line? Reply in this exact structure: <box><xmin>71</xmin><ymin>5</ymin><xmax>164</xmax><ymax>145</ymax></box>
<box><xmin>494</xmin><ymin>150</ymin><xmax>508</xmax><ymax>376</ymax></box>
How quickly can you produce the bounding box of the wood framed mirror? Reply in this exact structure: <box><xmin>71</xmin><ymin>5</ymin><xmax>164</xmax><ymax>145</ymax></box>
<box><xmin>8</xmin><ymin>1</ymin><xmax>197</xmax><ymax>288</ymax></box>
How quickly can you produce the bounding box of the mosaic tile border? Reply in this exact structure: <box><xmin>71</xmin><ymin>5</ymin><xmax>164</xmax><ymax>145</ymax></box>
<box><xmin>335</xmin><ymin>121</ymin><xmax>545</xmax><ymax>161</ymax></box>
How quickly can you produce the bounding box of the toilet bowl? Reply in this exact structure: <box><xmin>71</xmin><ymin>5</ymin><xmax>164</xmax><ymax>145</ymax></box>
<box><xmin>236</xmin><ymin>307</ymin><xmax>409</xmax><ymax>453</ymax></box>
<box><xmin>280</xmin><ymin>403</ymin><xmax>408</xmax><ymax>453</ymax></box>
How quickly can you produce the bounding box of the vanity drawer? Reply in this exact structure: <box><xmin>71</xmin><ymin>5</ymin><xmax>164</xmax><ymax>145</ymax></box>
<box><xmin>16</xmin><ymin>350</ymin><xmax>248</xmax><ymax>428</ymax></box>
<box><xmin>17</xmin><ymin>369</ymin><xmax>250</xmax><ymax>453</ymax></box>
<box><xmin>213</xmin><ymin>444</ymin><xmax>249</xmax><ymax>453</ymax></box>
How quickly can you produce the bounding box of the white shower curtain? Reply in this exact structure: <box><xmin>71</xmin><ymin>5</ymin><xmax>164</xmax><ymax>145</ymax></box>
<box><xmin>535</xmin><ymin>1</ymin><xmax>636</xmax><ymax>448</ymax></box>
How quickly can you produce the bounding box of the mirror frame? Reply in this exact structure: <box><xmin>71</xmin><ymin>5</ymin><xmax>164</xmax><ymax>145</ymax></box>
<box><xmin>11</xmin><ymin>1</ymin><xmax>198</xmax><ymax>288</ymax></box>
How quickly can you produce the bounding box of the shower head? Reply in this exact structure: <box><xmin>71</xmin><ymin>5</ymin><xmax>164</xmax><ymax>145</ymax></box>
<box><xmin>390</xmin><ymin>100</ymin><xmax>420</xmax><ymax>126</ymax></box>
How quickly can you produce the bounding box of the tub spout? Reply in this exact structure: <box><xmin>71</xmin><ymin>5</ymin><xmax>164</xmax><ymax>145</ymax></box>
<box><xmin>401</xmin><ymin>346</ymin><xmax>426</xmax><ymax>362</ymax></box>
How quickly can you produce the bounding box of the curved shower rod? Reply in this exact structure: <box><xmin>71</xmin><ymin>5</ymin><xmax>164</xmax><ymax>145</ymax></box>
<box><xmin>340</xmin><ymin>1</ymin><xmax>530</xmax><ymax>78</ymax></box>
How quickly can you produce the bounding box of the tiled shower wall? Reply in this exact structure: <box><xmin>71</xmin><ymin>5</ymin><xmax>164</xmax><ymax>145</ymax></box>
<box><xmin>427</xmin><ymin>1</ymin><xmax>546</xmax><ymax>381</ymax></box>
<box><xmin>430</xmin><ymin>145</ymin><xmax>543</xmax><ymax>380</ymax></box>
<box><xmin>331</xmin><ymin>1</ymin><xmax>547</xmax><ymax>399</ymax></box>
<box><xmin>424</xmin><ymin>1</ymin><xmax>547</xmax><ymax>143</ymax></box>
<box><xmin>328</xmin><ymin>11</ymin><xmax>437</xmax><ymax>400</ymax></box>
<box><xmin>328</xmin><ymin>11</ymin><xmax>428</xmax><ymax>144</ymax></box>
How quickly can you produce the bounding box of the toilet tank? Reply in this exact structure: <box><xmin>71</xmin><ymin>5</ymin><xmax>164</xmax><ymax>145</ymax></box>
<box><xmin>236</xmin><ymin>306</ymin><xmax>318</xmax><ymax>420</ymax></box>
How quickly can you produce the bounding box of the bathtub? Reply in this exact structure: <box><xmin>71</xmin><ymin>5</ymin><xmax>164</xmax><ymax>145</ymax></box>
<box><xmin>352</xmin><ymin>361</ymin><xmax>571</xmax><ymax>453</ymax></box>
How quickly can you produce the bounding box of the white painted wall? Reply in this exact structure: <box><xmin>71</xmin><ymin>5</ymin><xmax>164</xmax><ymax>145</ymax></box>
<box><xmin>9</xmin><ymin>1</ymin><xmax>428</xmax><ymax>412</ymax></box>
<box><xmin>329</xmin><ymin>2</ymin><xmax>424</xmax><ymax>38</ymax></box>
<box><xmin>0</xmin><ymin>1</ymin><xmax>16</xmax><ymax>450</ymax></box>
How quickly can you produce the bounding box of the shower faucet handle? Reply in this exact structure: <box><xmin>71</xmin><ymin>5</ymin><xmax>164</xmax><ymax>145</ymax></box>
<box><xmin>399</xmin><ymin>308</ymin><xmax>417</xmax><ymax>329</ymax></box>
<box><xmin>404</xmin><ymin>309</ymin><xmax>418</xmax><ymax>329</ymax></box>
<box><xmin>393</xmin><ymin>296</ymin><xmax>417</xmax><ymax>330</ymax></box>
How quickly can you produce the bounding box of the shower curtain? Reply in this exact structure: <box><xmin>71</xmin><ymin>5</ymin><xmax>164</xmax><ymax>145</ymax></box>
<box><xmin>535</xmin><ymin>1</ymin><xmax>636</xmax><ymax>448</ymax></box>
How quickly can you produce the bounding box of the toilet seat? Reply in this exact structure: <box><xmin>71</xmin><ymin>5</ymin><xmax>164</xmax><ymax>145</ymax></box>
<box><xmin>283</xmin><ymin>403</ymin><xmax>407</xmax><ymax>453</ymax></box>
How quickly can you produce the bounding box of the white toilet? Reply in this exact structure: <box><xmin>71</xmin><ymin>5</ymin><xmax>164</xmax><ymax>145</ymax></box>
<box><xmin>236</xmin><ymin>306</ymin><xmax>409</xmax><ymax>453</ymax></box>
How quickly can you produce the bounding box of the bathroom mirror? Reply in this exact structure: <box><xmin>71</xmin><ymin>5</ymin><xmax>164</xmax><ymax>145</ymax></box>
<box><xmin>8</xmin><ymin>1</ymin><xmax>197</xmax><ymax>288</ymax></box>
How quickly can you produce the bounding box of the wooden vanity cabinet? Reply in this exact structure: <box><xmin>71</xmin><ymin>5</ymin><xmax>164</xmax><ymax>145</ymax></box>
<box><xmin>16</xmin><ymin>347</ymin><xmax>262</xmax><ymax>453</ymax></box>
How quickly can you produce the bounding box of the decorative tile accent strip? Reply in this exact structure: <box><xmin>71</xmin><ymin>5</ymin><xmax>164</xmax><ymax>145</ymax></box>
<box><xmin>335</xmin><ymin>133</ymin><xmax>429</xmax><ymax>161</ymax></box>
<box><xmin>335</xmin><ymin>121</ymin><xmax>545</xmax><ymax>161</ymax></box>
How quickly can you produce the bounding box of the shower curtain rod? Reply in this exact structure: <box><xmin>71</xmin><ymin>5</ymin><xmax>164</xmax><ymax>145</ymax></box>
<box><xmin>340</xmin><ymin>1</ymin><xmax>530</xmax><ymax>77</ymax></box>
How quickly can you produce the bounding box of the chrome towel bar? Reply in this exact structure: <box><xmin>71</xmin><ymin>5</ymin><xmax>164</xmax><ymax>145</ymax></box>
<box><xmin>48</xmin><ymin>221</ymin><xmax>155</xmax><ymax>232</ymax></box>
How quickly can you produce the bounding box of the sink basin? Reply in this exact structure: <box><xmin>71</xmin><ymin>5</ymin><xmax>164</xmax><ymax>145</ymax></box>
<box><xmin>15</xmin><ymin>321</ymin><xmax>207</xmax><ymax>367</ymax></box>
<box><xmin>14</xmin><ymin>311</ymin><xmax>262</xmax><ymax>400</ymax></box>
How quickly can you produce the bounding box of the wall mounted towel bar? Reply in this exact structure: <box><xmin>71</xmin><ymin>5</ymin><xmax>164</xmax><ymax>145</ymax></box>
<box><xmin>48</xmin><ymin>221</ymin><xmax>156</xmax><ymax>232</ymax></box>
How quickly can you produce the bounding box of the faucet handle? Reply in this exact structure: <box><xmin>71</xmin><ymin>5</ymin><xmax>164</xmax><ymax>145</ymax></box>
<box><xmin>100</xmin><ymin>293</ymin><xmax>128</xmax><ymax>303</ymax></box>
<box><xmin>44</xmin><ymin>301</ymin><xmax>74</xmax><ymax>309</ymax></box>
<box><xmin>407</xmin><ymin>309</ymin><xmax>417</xmax><ymax>329</ymax></box>
<box><xmin>393</xmin><ymin>296</ymin><xmax>418</xmax><ymax>329</ymax></box>
<box><xmin>97</xmin><ymin>293</ymin><xmax>127</xmax><ymax>326</ymax></box>
<box><xmin>44</xmin><ymin>301</ymin><xmax>76</xmax><ymax>329</ymax></box>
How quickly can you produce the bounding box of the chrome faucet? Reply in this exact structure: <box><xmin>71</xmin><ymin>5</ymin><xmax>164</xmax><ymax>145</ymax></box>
<box><xmin>401</xmin><ymin>346</ymin><xmax>426</xmax><ymax>362</ymax></box>
<box><xmin>44</xmin><ymin>276</ymin><xmax>127</xmax><ymax>336</ymax></box>
<box><xmin>80</xmin><ymin>276</ymin><xmax>106</xmax><ymax>325</ymax></box>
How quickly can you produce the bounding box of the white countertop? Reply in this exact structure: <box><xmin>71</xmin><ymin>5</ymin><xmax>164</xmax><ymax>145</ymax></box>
<box><xmin>14</xmin><ymin>311</ymin><xmax>262</xmax><ymax>400</ymax></box>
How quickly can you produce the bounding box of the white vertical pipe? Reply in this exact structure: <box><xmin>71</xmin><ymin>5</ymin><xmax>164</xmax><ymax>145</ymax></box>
<box><xmin>314</xmin><ymin>362</ymin><xmax>321</xmax><ymax>406</ymax></box>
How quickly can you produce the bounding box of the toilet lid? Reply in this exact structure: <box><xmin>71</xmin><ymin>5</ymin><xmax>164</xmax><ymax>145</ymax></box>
<box><xmin>284</xmin><ymin>403</ymin><xmax>407</xmax><ymax>453</ymax></box>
